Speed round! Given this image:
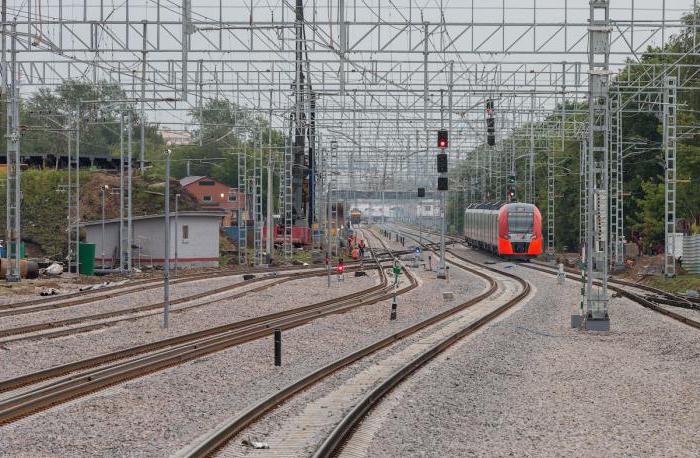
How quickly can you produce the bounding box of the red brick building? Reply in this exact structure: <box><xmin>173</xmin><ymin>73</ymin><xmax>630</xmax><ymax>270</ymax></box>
<box><xmin>179</xmin><ymin>176</ymin><xmax>245</xmax><ymax>226</ymax></box>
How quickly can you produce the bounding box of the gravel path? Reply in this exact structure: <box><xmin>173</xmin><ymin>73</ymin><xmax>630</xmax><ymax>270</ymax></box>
<box><xmin>353</xmin><ymin>245</ymin><xmax>700</xmax><ymax>458</ymax></box>
<box><xmin>0</xmin><ymin>232</ymin><xmax>486</xmax><ymax>457</ymax></box>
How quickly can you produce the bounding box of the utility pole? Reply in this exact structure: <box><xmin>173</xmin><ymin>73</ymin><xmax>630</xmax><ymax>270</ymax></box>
<box><xmin>266</xmin><ymin>89</ymin><xmax>273</xmax><ymax>264</ymax></box>
<box><xmin>140</xmin><ymin>20</ymin><xmax>147</xmax><ymax>173</ymax></box>
<box><xmin>119</xmin><ymin>113</ymin><xmax>127</xmax><ymax>271</ymax></box>
<box><xmin>74</xmin><ymin>109</ymin><xmax>81</xmax><ymax>275</ymax></box>
<box><xmin>101</xmin><ymin>185</ymin><xmax>108</xmax><ymax>270</ymax></box>
<box><xmin>174</xmin><ymin>193</ymin><xmax>179</xmax><ymax>276</ymax></box>
<box><xmin>436</xmin><ymin>63</ymin><xmax>452</xmax><ymax>280</ymax></box>
<box><xmin>163</xmin><ymin>149</ymin><xmax>172</xmax><ymax>328</ymax></box>
<box><xmin>127</xmin><ymin>111</ymin><xmax>134</xmax><ymax>271</ymax></box>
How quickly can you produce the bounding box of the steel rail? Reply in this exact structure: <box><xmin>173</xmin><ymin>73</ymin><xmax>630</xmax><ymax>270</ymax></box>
<box><xmin>175</xmin><ymin>228</ymin><xmax>499</xmax><ymax>458</ymax></box>
<box><xmin>314</xmin><ymin>243</ymin><xmax>531</xmax><ymax>457</ymax></box>
<box><xmin>0</xmin><ymin>239</ymin><xmax>414</xmax><ymax>425</ymax></box>
<box><xmin>0</xmin><ymin>260</ymin><xmax>375</xmax><ymax>315</ymax></box>
<box><xmin>523</xmin><ymin>263</ymin><xmax>700</xmax><ymax>331</ymax></box>
<box><xmin>0</xmin><ymin>265</ymin><xmax>380</xmax><ymax>341</ymax></box>
<box><xmin>398</xmin><ymin>223</ymin><xmax>700</xmax><ymax>330</ymax></box>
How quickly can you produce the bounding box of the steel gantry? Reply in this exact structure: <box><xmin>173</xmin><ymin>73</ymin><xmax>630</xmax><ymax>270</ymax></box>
<box><xmin>0</xmin><ymin>0</ymin><xmax>695</xmax><ymax>287</ymax></box>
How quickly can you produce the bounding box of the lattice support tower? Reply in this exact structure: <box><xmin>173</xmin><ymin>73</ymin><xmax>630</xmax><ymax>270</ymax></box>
<box><xmin>329</xmin><ymin>140</ymin><xmax>339</xmax><ymax>256</ymax></box>
<box><xmin>238</xmin><ymin>148</ymin><xmax>248</xmax><ymax>266</ymax></box>
<box><xmin>579</xmin><ymin>138</ymin><xmax>587</xmax><ymax>248</ymax></box>
<box><xmin>609</xmin><ymin>91</ymin><xmax>624</xmax><ymax>271</ymax></box>
<box><xmin>4</xmin><ymin>21</ymin><xmax>20</xmax><ymax>281</ymax></box>
<box><xmin>253</xmin><ymin>139</ymin><xmax>264</xmax><ymax>266</ymax></box>
<box><xmin>118</xmin><ymin>113</ymin><xmax>130</xmax><ymax>271</ymax></box>
<box><xmin>547</xmin><ymin>136</ymin><xmax>556</xmax><ymax>262</ymax></box>
<box><xmin>663</xmin><ymin>75</ymin><xmax>678</xmax><ymax>277</ymax></box>
<box><xmin>283</xmin><ymin>132</ymin><xmax>294</xmax><ymax>259</ymax></box>
<box><xmin>528</xmin><ymin>90</ymin><xmax>536</xmax><ymax>204</ymax></box>
<box><xmin>582</xmin><ymin>0</ymin><xmax>611</xmax><ymax>330</ymax></box>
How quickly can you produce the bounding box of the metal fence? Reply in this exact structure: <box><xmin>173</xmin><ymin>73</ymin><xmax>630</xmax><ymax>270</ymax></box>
<box><xmin>682</xmin><ymin>235</ymin><xmax>700</xmax><ymax>274</ymax></box>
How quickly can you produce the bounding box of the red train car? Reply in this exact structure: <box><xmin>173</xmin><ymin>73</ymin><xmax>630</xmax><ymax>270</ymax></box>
<box><xmin>464</xmin><ymin>202</ymin><xmax>542</xmax><ymax>259</ymax></box>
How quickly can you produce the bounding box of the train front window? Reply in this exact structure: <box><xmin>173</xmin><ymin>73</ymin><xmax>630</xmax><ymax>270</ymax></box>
<box><xmin>507</xmin><ymin>212</ymin><xmax>533</xmax><ymax>233</ymax></box>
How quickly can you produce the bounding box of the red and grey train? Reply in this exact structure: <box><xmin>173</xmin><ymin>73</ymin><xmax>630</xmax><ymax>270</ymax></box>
<box><xmin>464</xmin><ymin>202</ymin><xmax>543</xmax><ymax>259</ymax></box>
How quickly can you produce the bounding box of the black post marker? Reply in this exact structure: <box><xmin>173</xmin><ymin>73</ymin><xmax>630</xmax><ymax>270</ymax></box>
<box><xmin>274</xmin><ymin>329</ymin><xmax>282</xmax><ymax>366</ymax></box>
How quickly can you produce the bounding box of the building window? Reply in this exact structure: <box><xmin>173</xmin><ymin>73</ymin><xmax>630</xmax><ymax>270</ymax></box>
<box><xmin>424</xmin><ymin>205</ymin><xmax>431</xmax><ymax>212</ymax></box>
<box><xmin>203</xmin><ymin>195</ymin><xmax>212</xmax><ymax>202</ymax></box>
<box><xmin>228</xmin><ymin>193</ymin><xmax>237</xmax><ymax>202</ymax></box>
<box><xmin>199</xmin><ymin>180</ymin><xmax>215</xmax><ymax>186</ymax></box>
<box><xmin>182</xmin><ymin>225</ymin><xmax>189</xmax><ymax>240</ymax></box>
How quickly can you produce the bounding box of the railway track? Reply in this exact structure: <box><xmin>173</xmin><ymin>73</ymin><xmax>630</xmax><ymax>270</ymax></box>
<box><xmin>392</xmin><ymin>223</ymin><xmax>700</xmax><ymax>331</ymax></box>
<box><xmin>316</xmin><ymin>245</ymin><xmax>531</xmax><ymax>457</ymax></box>
<box><xmin>176</xmin><ymin>228</ymin><xmax>530</xmax><ymax>457</ymax></box>
<box><xmin>0</xmin><ymin>261</ymin><xmax>376</xmax><ymax>318</ymax></box>
<box><xmin>523</xmin><ymin>262</ymin><xmax>700</xmax><ymax>331</ymax></box>
<box><xmin>0</xmin><ymin>265</ymin><xmax>379</xmax><ymax>344</ymax></box>
<box><xmin>0</xmin><ymin>234</ymin><xmax>415</xmax><ymax>425</ymax></box>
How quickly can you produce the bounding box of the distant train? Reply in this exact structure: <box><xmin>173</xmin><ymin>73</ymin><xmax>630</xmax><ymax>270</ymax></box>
<box><xmin>464</xmin><ymin>202</ymin><xmax>543</xmax><ymax>260</ymax></box>
<box><xmin>350</xmin><ymin>208</ymin><xmax>362</xmax><ymax>225</ymax></box>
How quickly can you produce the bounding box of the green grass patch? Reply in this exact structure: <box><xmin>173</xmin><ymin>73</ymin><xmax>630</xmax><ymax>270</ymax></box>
<box><xmin>642</xmin><ymin>274</ymin><xmax>700</xmax><ymax>294</ymax></box>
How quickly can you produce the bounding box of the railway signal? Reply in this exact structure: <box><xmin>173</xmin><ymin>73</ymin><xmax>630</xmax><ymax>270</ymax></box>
<box><xmin>437</xmin><ymin>129</ymin><xmax>448</xmax><ymax>149</ymax></box>
<box><xmin>417</xmin><ymin>187</ymin><xmax>425</xmax><ymax>198</ymax></box>
<box><xmin>436</xmin><ymin>153</ymin><xmax>448</xmax><ymax>173</ymax></box>
<box><xmin>487</xmin><ymin>117</ymin><xmax>496</xmax><ymax>146</ymax></box>
<box><xmin>486</xmin><ymin>99</ymin><xmax>496</xmax><ymax>146</ymax></box>
<box><xmin>507</xmin><ymin>174</ymin><xmax>516</xmax><ymax>201</ymax></box>
<box><xmin>390</xmin><ymin>261</ymin><xmax>401</xmax><ymax>320</ymax></box>
<box><xmin>437</xmin><ymin>176</ymin><xmax>448</xmax><ymax>191</ymax></box>
<box><xmin>392</xmin><ymin>261</ymin><xmax>402</xmax><ymax>282</ymax></box>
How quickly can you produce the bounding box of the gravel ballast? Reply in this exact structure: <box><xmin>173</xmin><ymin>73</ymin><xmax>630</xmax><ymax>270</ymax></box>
<box><xmin>0</xmin><ymin>232</ymin><xmax>487</xmax><ymax>457</ymax></box>
<box><xmin>0</xmin><ymin>274</ymin><xmax>252</xmax><ymax>331</ymax></box>
<box><xmin>0</xmin><ymin>270</ymin><xmax>378</xmax><ymax>382</ymax></box>
<box><xmin>353</xmin><ymin>245</ymin><xmax>700</xmax><ymax>458</ymax></box>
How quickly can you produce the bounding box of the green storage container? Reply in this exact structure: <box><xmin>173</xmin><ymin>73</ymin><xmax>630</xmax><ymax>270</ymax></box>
<box><xmin>79</xmin><ymin>242</ymin><xmax>96</xmax><ymax>276</ymax></box>
<box><xmin>7</xmin><ymin>241</ymin><xmax>25</xmax><ymax>259</ymax></box>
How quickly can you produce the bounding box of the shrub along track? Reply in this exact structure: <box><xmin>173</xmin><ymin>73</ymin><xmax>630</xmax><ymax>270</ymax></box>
<box><xmin>175</xmin><ymin>227</ymin><xmax>530</xmax><ymax>458</ymax></box>
<box><xmin>0</xmin><ymin>235</ymin><xmax>414</xmax><ymax>426</ymax></box>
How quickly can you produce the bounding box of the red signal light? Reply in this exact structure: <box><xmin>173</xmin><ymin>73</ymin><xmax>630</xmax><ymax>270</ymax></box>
<box><xmin>437</xmin><ymin>129</ymin><xmax>448</xmax><ymax>149</ymax></box>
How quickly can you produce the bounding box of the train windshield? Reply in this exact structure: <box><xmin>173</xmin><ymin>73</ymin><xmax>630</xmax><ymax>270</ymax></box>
<box><xmin>507</xmin><ymin>212</ymin><xmax>533</xmax><ymax>233</ymax></box>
